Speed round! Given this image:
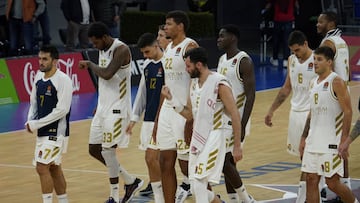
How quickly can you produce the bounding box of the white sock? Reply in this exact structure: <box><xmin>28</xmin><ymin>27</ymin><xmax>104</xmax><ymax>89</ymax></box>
<box><xmin>208</xmin><ymin>190</ymin><xmax>215</xmax><ymax>202</ymax></box>
<box><xmin>355</xmin><ymin>198</ymin><xmax>359</xmax><ymax>203</ymax></box>
<box><xmin>341</xmin><ymin>177</ymin><xmax>351</xmax><ymax>189</ymax></box>
<box><xmin>57</xmin><ymin>194</ymin><xmax>68</xmax><ymax>203</ymax></box>
<box><xmin>151</xmin><ymin>181</ymin><xmax>164</xmax><ymax>203</ymax></box>
<box><xmin>42</xmin><ymin>193</ymin><xmax>53</xmax><ymax>203</ymax></box>
<box><xmin>119</xmin><ymin>165</ymin><xmax>135</xmax><ymax>185</ymax></box>
<box><xmin>191</xmin><ymin>178</ymin><xmax>209</xmax><ymax>202</ymax></box>
<box><xmin>235</xmin><ymin>185</ymin><xmax>251</xmax><ymax>202</ymax></box>
<box><xmin>296</xmin><ymin>181</ymin><xmax>306</xmax><ymax>203</ymax></box>
<box><xmin>319</xmin><ymin>176</ymin><xmax>326</xmax><ymax>189</ymax></box>
<box><xmin>110</xmin><ymin>183</ymin><xmax>119</xmax><ymax>202</ymax></box>
<box><xmin>228</xmin><ymin>193</ymin><xmax>239</xmax><ymax>203</ymax></box>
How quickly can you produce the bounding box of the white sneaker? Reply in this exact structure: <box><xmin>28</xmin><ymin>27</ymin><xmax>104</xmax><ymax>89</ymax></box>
<box><xmin>283</xmin><ymin>59</ymin><xmax>288</xmax><ymax>67</ymax></box>
<box><xmin>175</xmin><ymin>186</ymin><xmax>189</xmax><ymax>203</ymax></box>
<box><xmin>270</xmin><ymin>57</ymin><xmax>279</xmax><ymax>66</ymax></box>
<box><xmin>240</xmin><ymin>195</ymin><xmax>257</xmax><ymax>203</ymax></box>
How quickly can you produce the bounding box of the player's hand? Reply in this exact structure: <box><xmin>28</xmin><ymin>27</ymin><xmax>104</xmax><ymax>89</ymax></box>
<box><xmin>25</xmin><ymin>123</ymin><xmax>33</xmax><ymax>133</ymax></box>
<box><xmin>126</xmin><ymin>121</ymin><xmax>135</xmax><ymax>135</ymax></box>
<box><xmin>161</xmin><ymin>85</ymin><xmax>172</xmax><ymax>100</ymax></box>
<box><xmin>232</xmin><ymin>145</ymin><xmax>243</xmax><ymax>163</ymax></box>
<box><xmin>338</xmin><ymin>138</ymin><xmax>351</xmax><ymax>159</ymax></box>
<box><xmin>264</xmin><ymin>112</ymin><xmax>273</xmax><ymax>127</ymax></box>
<box><xmin>78</xmin><ymin>60</ymin><xmax>90</xmax><ymax>69</ymax></box>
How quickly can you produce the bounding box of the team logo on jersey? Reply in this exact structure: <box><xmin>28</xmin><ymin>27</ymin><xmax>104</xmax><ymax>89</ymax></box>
<box><xmin>156</xmin><ymin>67</ymin><xmax>163</xmax><ymax>77</ymax></box>
<box><xmin>232</xmin><ymin>58</ymin><xmax>237</xmax><ymax>66</ymax></box>
<box><xmin>308</xmin><ymin>62</ymin><xmax>314</xmax><ymax>71</ymax></box>
<box><xmin>175</xmin><ymin>47</ymin><xmax>182</xmax><ymax>56</ymax></box>
<box><xmin>45</xmin><ymin>86</ymin><xmax>52</xmax><ymax>96</ymax></box>
<box><xmin>323</xmin><ymin>82</ymin><xmax>329</xmax><ymax>90</ymax></box>
<box><xmin>38</xmin><ymin>150</ymin><xmax>43</xmax><ymax>158</ymax></box>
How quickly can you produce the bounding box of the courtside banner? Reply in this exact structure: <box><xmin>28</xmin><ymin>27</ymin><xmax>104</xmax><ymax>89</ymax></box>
<box><xmin>0</xmin><ymin>59</ymin><xmax>19</xmax><ymax>105</ymax></box>
<box><xmin>6</xmin><ymin>52</ymin><xmax>96</xmax><ymax>102</ymax></box>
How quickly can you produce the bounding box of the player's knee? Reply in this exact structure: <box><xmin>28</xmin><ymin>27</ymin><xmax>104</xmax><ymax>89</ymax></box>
<box><xmin>88</xmin><ymin>144</ymin><xmax>102</xmax><ymax>158</ymax></box>
<box><xmin>101</xmin><ymin>148</ymin><xmax>118</xmax><ymax>166</ymax></box>
<box><xmin>325</xmin><ymin>178</ymin><xmax>338</xmax><ymax>191</ymax></box>
<box><xmin>222</xmin><ymin>152</ymin><xmax>235</xmax><ymax>174</ymax></box>
<box><xmin>306</xmin><ymin>173</ymin><xmax>320</xmax><ymax>186</ymax></box>
<box><xmin>145</xmin><ymin>150</ymin><xmax>159</xmax><ymax>166</ymax></box>
<box><xmin>36</xmin><ymin>162</ymin><xmax>49</xmax><ymax>175</ymax></box>
<box><xmin>101</xmin><ymin>148</ymin><xmax>119</xmax><ymax>178</ymax></box>
<box><xmin>178</xmin><ymin>159</ymin><xmax>188</xmax><ymax>176</ymax></box>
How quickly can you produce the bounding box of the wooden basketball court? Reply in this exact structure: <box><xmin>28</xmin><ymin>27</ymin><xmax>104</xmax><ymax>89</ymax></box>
<box><xmin>0</xmin><ymin>82</ymin><xmax>359</xmax><ymax>203</ymax></box>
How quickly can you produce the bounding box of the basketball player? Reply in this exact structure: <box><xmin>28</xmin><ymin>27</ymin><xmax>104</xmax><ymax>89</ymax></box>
<box><xmin>157</xmin><ymin>24</ymin><xmax>171</xmax><ymax>50</ymax></box>
<box><xmin>138</xmin><ymin>24</ymin><xmax>191</xmax><ymax>198</ymax></box>
<box><xmin>156</xmin><ymin>10</ymin><xmax>198</xmax><ymax>203</ymax></box>
<box><xmin>265</xmin><ymin>30</ymin><xmax>317</xmax><ymax>203</ymax></box>
<box><xmin>317</xmin><ymin>11</ymin><xmax>350</xmax><ymax>84</ymax></box>
<box><xmin>126</xmin><ymin>33</ymin><xmax>165</xmax><ymax>203</ymax></box>
<box><xmin>299</xmin><ymin>46</ymin><xmax>358</xmax><ymax>203</ymax></box>
<box><xmin>78</xmin><ymin>22</ymin><xmax>143</xmax><ymax>203</ymax></box>
<box><xmin>216</xmin><ymin>24</ymin><xmax>256</xmax><ymax>203</ymax></box>
<box><xmin>26</xmin><ymin>45</ymin><xmax>72</xmax><ymax>203</ymax></box>
<box><xmin>161</xmin><ymin>47</ymin><xmax>242</xmax><ymax>203</ymax></box>
<box><xmin>317</xmin><ymin>11</ymin><xmax>352</xmax><ymax>198</ymax></box>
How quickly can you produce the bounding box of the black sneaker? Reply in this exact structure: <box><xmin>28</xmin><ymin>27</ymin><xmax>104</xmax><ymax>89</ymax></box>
<box><xmin>121</xmin><ymin>178</ymin><xmax>144</xmax><ymax>203</ymax></box>
<box><xmin>104</xmin><ymin>197</ymin><xmax>117</xmax><ymax>203</ymax></box>
<box><xmin>179</xmin><ymin>182</ymin><xmax>191</xmax><ymax>196</ymax></box>
<box><xmin>139</xmin><ymin>182</ymin><xmax>153</xmax><ymax>196</ymax></box>
<box><xmin>321</xmin><ymin>188</ymin><xmax>327</xmax><ymax>201</ymax></box>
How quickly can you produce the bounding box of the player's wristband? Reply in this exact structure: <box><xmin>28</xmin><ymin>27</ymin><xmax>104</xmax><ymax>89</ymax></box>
<box><xmin>168</xmin><ymin>97</ymin><xmax>184</xmax><ymax>113</ymax></box>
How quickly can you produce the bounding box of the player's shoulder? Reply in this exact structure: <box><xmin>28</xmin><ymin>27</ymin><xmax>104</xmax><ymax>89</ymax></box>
<box><xmin>185</xmin><ymin>37</ymin><xmax>198</xmax><ymax>47</ymax></box>
<box><xmin>143</xmin><ymin>58</ymin><xmax>152</xmax><ymax>68</ymax></box>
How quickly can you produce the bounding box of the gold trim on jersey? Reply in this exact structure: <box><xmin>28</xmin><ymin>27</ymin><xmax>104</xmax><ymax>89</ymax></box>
<box><xmin>226</xmin><ymin>136</ymin><xmax>234</xmax><ymax>148</ymax></box>
<box><xmin>119</xmin><ymin>78</ymin><xmax>127</xmax><ymax>99</ymax></box>
<box><xmin>332</xmin><ymin>155</ymin><xmax>341</xmax><ymax>169</ymax></box>
<box><xmin>113</xmin><ymin>118</ymin><xmax>122</xmax><ymax>139</ymax></box>
<box><xmin>335</xmin><ymin>112</ymin><xmax>343</xmax><ymax>136</ymax></box>
<box><xmin>213</xmin><ymin>109</ymin><xmax>223</xmax><ymax>130</ymax></box>
<box><xmin>51</xmin><ymin>147</ymin><xmax>60</xmax><ymax>158</ymax></box>
<box><xmin>236</xmin><ymin>93</ymin><xmax>246</xmax><ymax>109</ymax></box>
<box><xmin>206</xmin><ymin>149</ymin><xmax>219</xmax><ymax>171</ymax></box>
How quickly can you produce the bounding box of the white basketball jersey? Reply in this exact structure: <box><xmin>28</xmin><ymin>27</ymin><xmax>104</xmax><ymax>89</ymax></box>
<box><xmin>288</xmin><ymin>53</ymin><xmax>317</xmax><ymax>111</ymax></box>
<box><xmin>306</xmin><ymin>72</ymin><xmax>343</xmax><ymax>153</ymax></box>
<box><xmin>190</xmin><ymin>73</ymin><xmax>229</xmax><ymax>130</ymax></box>
<box><xmin>321</xmin><ymin>36</ymin><xmax>350</xmax><ymax>82</ymax></box>
<box><xmin>217</xmin><ymin>51</ymin><xmax>248</xmax><ymax>129</ymax></box>
<box><xmin>97</xmin><ymin>39</ymin><xmax>132</xmax><ymax>117</ymax></box>
<box><xmin>163</xmin><ymin>37</ymin><xmax>196</xmax><ymax>106</ymax></box>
